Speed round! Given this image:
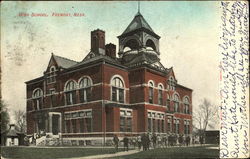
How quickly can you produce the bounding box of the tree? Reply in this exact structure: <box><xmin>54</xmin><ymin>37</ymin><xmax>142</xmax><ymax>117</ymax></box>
<box><xmin>0</xmin><ymin>100</ymin><xmax>10</xmax><ymax>133</ymax></box>
<box><xmin>14</xmin><ymin>109</ymin><xmax>27</xmax><ymax>133</ymax></box>
<box><xmin>1</xmin><ymin>100</ymin><xmax>10</xmax><ymax>145</ymax></box>
<box><xmin>193</xmin><ymin>98</ymin><xmax>218</xmax><ymax>135</ymax></box>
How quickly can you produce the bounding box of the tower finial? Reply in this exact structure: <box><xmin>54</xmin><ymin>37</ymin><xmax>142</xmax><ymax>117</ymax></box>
<box><xmin>138</xmin><ymin>1</ymin><xmax>140</xmax><ymax>13</ymax></box>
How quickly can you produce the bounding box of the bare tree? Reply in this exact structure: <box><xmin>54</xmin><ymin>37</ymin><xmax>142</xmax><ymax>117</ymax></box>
<box><xmin>193</xmin><ymin>98</ymin><xmax>218</xmax><ymax>135</ymax></box>
<box><xmin>14</xmin><ymin>110</ymin><xmax>27</xmax><ymax>133</ymax></box>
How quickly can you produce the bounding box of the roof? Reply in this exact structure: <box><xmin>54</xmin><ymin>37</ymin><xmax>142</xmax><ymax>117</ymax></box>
<box><xmin>53</xmin><ymin>54</ymin><xmax>79</xmax><ymax>69</ymax></box>
<box><xmin>120</xmin><ymin>12</ymin><xmax>159</xmax><ymax>37</ymax></box>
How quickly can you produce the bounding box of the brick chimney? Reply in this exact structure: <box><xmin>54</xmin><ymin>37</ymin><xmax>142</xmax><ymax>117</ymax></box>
<box><xmin>91</xmin><ymin>29</ymin><xmax>105</xmax><ymax>55</ymax></box>
<box><xmin>105</xmin><ymin>43</ymin><xmax>116</xmax><ymax>58</ymax></box>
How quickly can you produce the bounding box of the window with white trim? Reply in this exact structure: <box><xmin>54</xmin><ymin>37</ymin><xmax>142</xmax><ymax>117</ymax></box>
<box><xmin>64</xmin><ymin>110</ymin><xmax>92</xmax><ymax>133</ymax></box>
<box><xmin>166</xmin><ymin>94</ymin><xmax>170</xmax><ymax>110</ymax></box>
<box><xmin>174</xmin><ymin>94</ymin><xmax>180</xmax><ymax>112</ymax></box>
<box><xmin>148</xmin><ymin>81</ymin><xmax>154</xmax><ymax>104</ymax></box>
<box><xmin>167</xmin><ymin>116</ymin><xmax>172</xmax><ymax>132</ymax></box>
<box><xmin>184</xmin><ymin>97</ymin><xmax>190</xmax><ymax>114</ymax></box>
<box><xmin>184</xmin><ymin>120</ymin><xmax>190</xmax><ymax>134</ymax></box>
<box><xmin>65</xmin><ymin>81</ymin><xmax>77</xmax><ymax>105</ymax></box>
<box><xmin>174</xmin><ymin>119</ymin><xmax>180</xmax><ymax>134</ymax></box>
<box><xmin>33</xmin><ymin>89</ymin><xmax>43</xmax><ymax>110</ymax></box>
<box><xmin>168</xmin><ymin>76</ymin><xmax>176</xmax><ymax>90</ymax></box>
<box><xmin>120</xmin><ymin>109</ymin><xmax>132</xmax><ymax>132</ymax></box>
<box><xmin>147</xmin><ymin>111</ymin><xmax>164</xmax><ymax>133</ymax></box>
<box><xmin>47</xmin><ymin>66</ymin><xmax>56</xmax><ymax>84</ymax></box>
<box><xmin>49</xmin><ymin>89</ymin><xmax>56</xmax><ymax>107</ymax></box>
<box><xmin>79</xmin><ymin>77</ymin><xmax>92</xmax><ymax>103</ymax></box>
<box><xmin>111</xmin><ymin>77</ymin><xmax>124</xmax><ymax>103</ymax></box>
<box><xmin>158</xmin><ymin>84</ymin><xmax>163</xmax><ymax>105</ymax></box>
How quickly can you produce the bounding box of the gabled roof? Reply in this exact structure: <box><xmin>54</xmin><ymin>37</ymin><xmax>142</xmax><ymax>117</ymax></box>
<box><xmin>120</xmin><ymin>12</ymin><xmax>159</xmax><ymax>38</ymax></box>
<box><xmin>53</xmin><ymin>54</ymin><xmax>79</xmax><ymax>69</ymax></box>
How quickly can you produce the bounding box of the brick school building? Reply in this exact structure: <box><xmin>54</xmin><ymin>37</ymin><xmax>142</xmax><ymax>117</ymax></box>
<box><xmin>26</xmin><ymin>11</ymin><xmax>192</xmax><ymax>145</ymax></box>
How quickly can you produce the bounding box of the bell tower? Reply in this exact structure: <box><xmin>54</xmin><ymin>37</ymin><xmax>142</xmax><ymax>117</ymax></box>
<box><xmin>117</xmin><ymin>12</ymin><xmax>160</xmax><ymax>58</ymax></box>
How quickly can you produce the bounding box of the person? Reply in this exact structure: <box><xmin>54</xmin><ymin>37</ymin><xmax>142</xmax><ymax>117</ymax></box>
<box><xmin>152</xmin><ymin>133</ymin><xmax>157</xmax><ymax>149</ymax></box>
<box><xmin>113</xmin><ymin>134</ymin><xmax>119</xmax><ymax>152</ymax></box>
<box><xmin>199</xmin><ymin>135</ymin><xmax>203</xmax><ymax>146</ymax></box>
<box><xmin>178</xmin><ymin>135</ymin><xmax>183</xmax><ymax>147</ymax></box>
<box><xmin>163</xmin><ymin>134</ymin><xmax>168</xmax><ymax>147</ymax></box>
<box><xmin>157</xmin><ymin>135</ymin><xmax>162</xmax><ymax>148</ymax></box>
<box><xmin>123</xmin><ymin>136</ymin><xmax>129</xmax><ymax>151</ymax></box>
<box><xmin>185</xmin><ymin>136</ymin><xmax>190</xmax><ymax>146</ymax></box>
<box><xmin>137</xmin><ymin>135</ymin><xmax>142</xmax><ymax>150</ymax></box>
<box><xmin>142</xmin><ymin>133</ymin><xmax>147</xmax><ymax>151</ymax></box>
<box><xmin>146</xmin><ymin>133</ymin><xmax>151</xmax><ymax>150</ymax></box>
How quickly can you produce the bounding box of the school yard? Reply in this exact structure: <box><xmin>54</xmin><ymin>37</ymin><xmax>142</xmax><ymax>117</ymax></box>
<box><xmin>1</xmin><ymin>144</ymin><xmax>219</xmax><ymax>159</ymax></box>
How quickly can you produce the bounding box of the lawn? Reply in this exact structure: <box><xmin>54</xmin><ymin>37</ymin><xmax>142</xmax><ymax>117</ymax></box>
<box><xmin>110</xmin><ymin>145</ymin><xmax>219</xmax><ymax>159</ymax></box>
<box><xmin>1</xmin><ymin>146</ymin><xmax>124</xmax><ymax>159</ymax></box>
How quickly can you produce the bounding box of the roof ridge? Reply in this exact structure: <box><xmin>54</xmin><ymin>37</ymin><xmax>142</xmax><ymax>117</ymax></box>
<box><xmin>53</xmin><ymin>54</ymin><xmax>79</xmax><ymax>63</ymax></box>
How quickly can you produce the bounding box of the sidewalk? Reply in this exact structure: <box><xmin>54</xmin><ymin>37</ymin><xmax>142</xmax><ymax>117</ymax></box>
<box><xmin>64</xmin><ymin>149</ymin><xmax>140</xmax><ymax>159</ymax></box>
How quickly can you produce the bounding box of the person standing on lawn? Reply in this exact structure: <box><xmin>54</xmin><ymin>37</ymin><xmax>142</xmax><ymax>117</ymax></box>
<box><xmin>152</xmin><ymin>133</ymin><xmax>157</xmax><ymax>149</ymax></box>
<box><xmin>113</xmin><ymin>134</ymin><xmax>119</xmax><ymax>152</ymax></box>
<box><xmin>178</xmin><ymin>134</ymin><xmax>183</xmax><ymax>147</ymax></box>
<box><xmin>123</xmin><ymin>136</ymin><xmax>129</xmax><ymax>151</ymax></box>
<box><xmin>137</xmin><ymin>135</ymin><xmax>142</xmax><ymax>150</ymax></box>
<box><xmin>185</xmin><ymin>135</ymin><xmax>190</xmax><ymax>146</ymax></box>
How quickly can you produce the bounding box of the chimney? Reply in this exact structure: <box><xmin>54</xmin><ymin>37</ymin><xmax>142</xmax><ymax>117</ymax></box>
<box><xmin>91</xmin><ymin>29</ymin><xmax>105</xmax><ymax>55</ymax></box>
<box><xmin>105</xmin><ymin>43</ymin><xmax>116</xmax><ymax>58</ymax></box>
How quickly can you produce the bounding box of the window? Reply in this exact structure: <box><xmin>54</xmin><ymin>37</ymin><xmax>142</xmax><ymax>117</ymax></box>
<box><xmin>166</xmin><ymin>94</ymin><xmax>170</xmax><ymax>110</ymax></box>
<box><xmin>168</xmin><ymin>76</ymin><xmax>176</xmax><ymax>90</ymax></box>
<box><xmin>79</xmin><ymin>77</ymin><xmax>92</xmax><ymax>103</ymax></box>
<box><xmin>158</xmin><ymin>84</ymin><xmax>163</xmax><ymax>105</ymax></box>
<box><xmin>174</xmin><ymin>94</ymin><xmax>180</xmax><ymax>112</ymax></box>
<box><xmin>167</xmin><ymin>116</ymin><xmax>172</xmax><ymax>132</ymax></box>
<box><xmin>184</xmin><ymin>97</ymin><xmax>190</xmax><ymax>114</ymax></box>
<box><xmin>120</xmin><ymin>109</ymin><xmax>132</xmax><ymax>132</ymax></box>
<box><xmin>49</xmin><ymin>89</ymin><xmax>56</xmax><ymax>107</ymax></box>
<box><xmin>148</xmin><ymin>81</ymin><xmax>154</xmax><ymax>104</ymax></box>
<box><xmin>65</xmin><ymin>81</ymin><xmax>77</xmax><ymax>105</ymax></box>
<box><xmin>111</xmin><ymin>77</ymin><xmax>124</xmax><ymax>103</ymax></box>
<box><xmin>33</xmin><ymin>89</ymin><xmax>43</xmax><ymax>110</ymax></box>
<box><xmin>174</xmin><ymin>119</ymin><xmax>180</xmax><ymax>134</ymax></box>
<box><xmin>47</xmin><ymin>66</ymin><xmax>56</xmax><ymax>84</ymax></box>
<box><xmin>64</xmin><ymin>110</ymin><xmax>92</xmax><ymax>133</ymax></box>
<box><xmin>147</xmin><ymin>111</ymin><xmax>164</xmax><ymax>133</ymax></box>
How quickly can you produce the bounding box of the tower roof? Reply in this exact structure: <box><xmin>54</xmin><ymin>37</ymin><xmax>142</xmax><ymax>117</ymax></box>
<box><xmin>119</xmin><ymin>12</ymin><xmax>160</xmax><ymax>38</ymax></box>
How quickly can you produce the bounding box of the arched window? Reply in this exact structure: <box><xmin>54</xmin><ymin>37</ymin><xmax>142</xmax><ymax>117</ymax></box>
<box><xmin>148</xmin><ymin>81</ymin><xmax>154</xmax><ymax>104</ymax></box>
<box><xmin>158</xmin><ymin>84</ymin><xmax>163</xmax><ymax>105</ymax></box>
<box><xmin>65</xmin><ymin>80</ymin><xmax>77</xmax><ymax>105</ymax></box>
<box><xmin>166</xmin><ymin>94</ymin><xmax>170</xmax><ymax>110</ymax></box>
<box><xmin>33</xmin><ymin>89</ymin><xmax>43</xmax><ymax>110</ymax></box>
<box><xmin>47</xmin><ymin>66</ymin><xmax>56</xmax><ymax>84</ymax></box>
<box><xmin>79</xmin><ymin>77</ymin><xmax>92</xmax><ymax>103</ymax></box>
<box><xmin>146</xmin><ymin>39</ymin><xmax>156</xmax><ymax>51</ymax></box>
<box><xmin>173</xmin><ymin>94</ymin><xmax>179</xmax><ymax>112</ymax></box>
<box><xmin>168</xmin><ymin>76</ymin><xmax>176</xmax><ymax>90</ymax></box>
<box><xmin>111</xmin><ymin>77</ymin><xmax>124</xmax><ymax>103</ymax></box>
<box><xmin>184</xmin><ymin>97</ymin><xmax>190</xmax><ymax>114</ymax></box>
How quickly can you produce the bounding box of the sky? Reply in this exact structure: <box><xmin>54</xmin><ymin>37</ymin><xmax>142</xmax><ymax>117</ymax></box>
<box><xmin>1</xmin><ymin>1</ymin><xmax>220</xmax><ymax>128</ymax></box>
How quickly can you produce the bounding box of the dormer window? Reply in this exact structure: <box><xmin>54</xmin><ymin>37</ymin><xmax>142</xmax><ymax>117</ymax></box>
<box><xmin>168</xmin><ymin>76</ymin><xmax>176</xmax><ymax>91</ymax></box>
<box><xmin>47</xmin><ymin>66</ymin><xmax>56</xmax><ymax>84</ymax></box>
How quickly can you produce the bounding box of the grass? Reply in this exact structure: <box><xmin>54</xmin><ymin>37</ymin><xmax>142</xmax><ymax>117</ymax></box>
<box><xmin>110</xmin><ymin>145</ymin><xmax>219</xmax><ymax>159</ymax></box>
<box><xmin>1</xmin><ymin>146</ymin><xmax>125</xmax><ymax>159</ymax></box>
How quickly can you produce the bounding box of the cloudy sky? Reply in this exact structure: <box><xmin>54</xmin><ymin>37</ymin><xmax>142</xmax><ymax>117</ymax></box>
<box><xmin>1</xmin><ymin>1</ymin><xmax>220</xmax><ymax>127</ymax></box>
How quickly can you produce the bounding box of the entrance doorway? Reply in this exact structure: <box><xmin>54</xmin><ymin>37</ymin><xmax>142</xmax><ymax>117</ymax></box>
<box><xmin>52</xmin><ymin>114</ymin><xmax>60</xmax><ymax>135</ymax></box>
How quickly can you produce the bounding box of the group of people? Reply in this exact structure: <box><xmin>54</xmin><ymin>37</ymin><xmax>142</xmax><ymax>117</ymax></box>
<box><xmin>113</xmin><ymin>133</ymin><xmax>192</xmax><ymax>152</ymax></box>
